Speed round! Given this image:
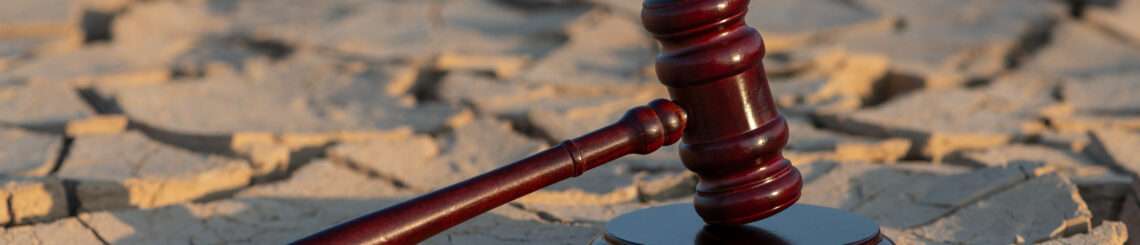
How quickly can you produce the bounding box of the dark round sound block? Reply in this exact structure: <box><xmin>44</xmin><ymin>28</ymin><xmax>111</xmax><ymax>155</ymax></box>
<box><xmin>594</xmin><ymin>204</ymin><xmax>892</xmax><ymax>245</ymax></box>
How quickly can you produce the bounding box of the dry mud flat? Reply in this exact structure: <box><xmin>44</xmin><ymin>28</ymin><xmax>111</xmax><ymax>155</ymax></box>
<box><xmin>2</xmin><ymin>0</ymin><xmax>1140</xmax><ymax>244</ymax></box>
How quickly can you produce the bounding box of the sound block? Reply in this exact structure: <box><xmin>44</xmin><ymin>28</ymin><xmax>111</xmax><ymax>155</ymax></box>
<box><xmin>594</xmin><ymin>204</ymin><xmax>892</xmax><ymax>245</ymax></box>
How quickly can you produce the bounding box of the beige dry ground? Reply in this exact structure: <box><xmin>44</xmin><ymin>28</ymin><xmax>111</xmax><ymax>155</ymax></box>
<box><xmin>1</xmin><ymin>0</ymin><xmax>1139</xmax><ymax>244</ymax></box>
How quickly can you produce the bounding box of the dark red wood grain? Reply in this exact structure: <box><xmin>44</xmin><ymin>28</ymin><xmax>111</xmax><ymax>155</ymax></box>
<box><xmin>642</xmin><ymin>0</ymin><xmax>802</xmax><ymax>225</ymax></box>
<box><xmin>293</xmin><ymin>100</ymin><xmax>686</xmax><ymax>244</ymax></box>
<box><xmin>296</xmin><ymin>0</ymin><xmax>805</xmax><ymax>243</ymax></box>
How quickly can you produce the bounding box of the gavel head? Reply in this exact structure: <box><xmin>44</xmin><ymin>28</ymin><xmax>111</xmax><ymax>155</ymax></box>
<box><xmin>641</xmin><ymin>0</ymin><xmax>803</xmax><ymax>225</ymax></box>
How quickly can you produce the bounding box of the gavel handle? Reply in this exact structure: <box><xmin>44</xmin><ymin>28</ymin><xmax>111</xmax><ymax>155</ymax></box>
<box><xmin>294</xmin><ymin>99</ymin><xmax>686</xmax><ymax>245</ymax></box>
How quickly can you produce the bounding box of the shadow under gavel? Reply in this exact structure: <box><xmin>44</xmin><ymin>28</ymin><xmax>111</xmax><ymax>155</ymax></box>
<box><xmin>696</xmin><ymin>225</ymin><xmax>789</xmax><ymax>245</ymax></box>
<box><xmin>294</xmin><ymin>99</ymin><xmax>687</xmax><ymax>244</ymax></box>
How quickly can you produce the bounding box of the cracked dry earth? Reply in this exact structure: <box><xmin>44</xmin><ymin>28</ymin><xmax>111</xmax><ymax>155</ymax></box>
<box><xmin>1</xmin><ymin>0</ymin><xmax>1140</xmax><ymax>244</ymax></box>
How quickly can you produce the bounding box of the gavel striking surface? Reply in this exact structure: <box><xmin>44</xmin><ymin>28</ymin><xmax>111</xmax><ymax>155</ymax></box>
<box><xmin>595</xmin><ymin>204</ymin><xmax>891</xmax><ymax>245</ymax></box>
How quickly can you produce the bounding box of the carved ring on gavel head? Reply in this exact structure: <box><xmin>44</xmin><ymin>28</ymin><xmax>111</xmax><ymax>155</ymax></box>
<box><xmin>297</xmin><ymin>0</ymin><xmax>890</xmax><ymax>244</ymax></box>
<box><xmin>642</xmin><ymin>0</ymin><xmax>800</xmax><ymax>225</ymax></box>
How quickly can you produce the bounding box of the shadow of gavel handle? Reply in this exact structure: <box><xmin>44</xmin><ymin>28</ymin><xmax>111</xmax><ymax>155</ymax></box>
<box><xmin>294</xmin><ymin>99</ymin><xmax>687</xmax><ymax>245</ymax></box>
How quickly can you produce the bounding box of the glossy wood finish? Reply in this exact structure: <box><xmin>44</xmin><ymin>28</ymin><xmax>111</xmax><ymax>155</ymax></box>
<box><xmin>296</xmin><ymin>0</ymin><xmax>815</xmax><ymax>243</ymax></box>
<box><xmin>642</xmin><ymin>0</ymin><xmax>802</xmax><ymax>225</ymax></box>
<box><xmin>294</xmin><ymin>100</ymin><xmax>686</xmax><ymax>245</ymax></box>
<box><xmin>594</xmin><ymin>204</ymin><xmax>893</xmax><ymax>245</ymax></box>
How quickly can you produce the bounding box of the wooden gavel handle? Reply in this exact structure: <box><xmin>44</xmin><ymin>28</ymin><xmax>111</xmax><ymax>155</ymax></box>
<box><xmin>294</xmin><ymin>99</ymin><xmax>687</xmax><ymax>244</ymax></box>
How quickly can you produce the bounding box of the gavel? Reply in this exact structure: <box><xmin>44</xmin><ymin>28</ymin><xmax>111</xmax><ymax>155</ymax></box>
<box><xmin>297</xmin><ymin>0</ymin><xmax>802</xmax><ymax>244</ymax></box>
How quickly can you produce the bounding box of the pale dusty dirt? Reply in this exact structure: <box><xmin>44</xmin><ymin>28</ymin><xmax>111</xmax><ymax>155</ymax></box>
<box><xmin>1</xmin><ymin>0</ymin><xmax>1140</xmax><ymax>244</ymax></box>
